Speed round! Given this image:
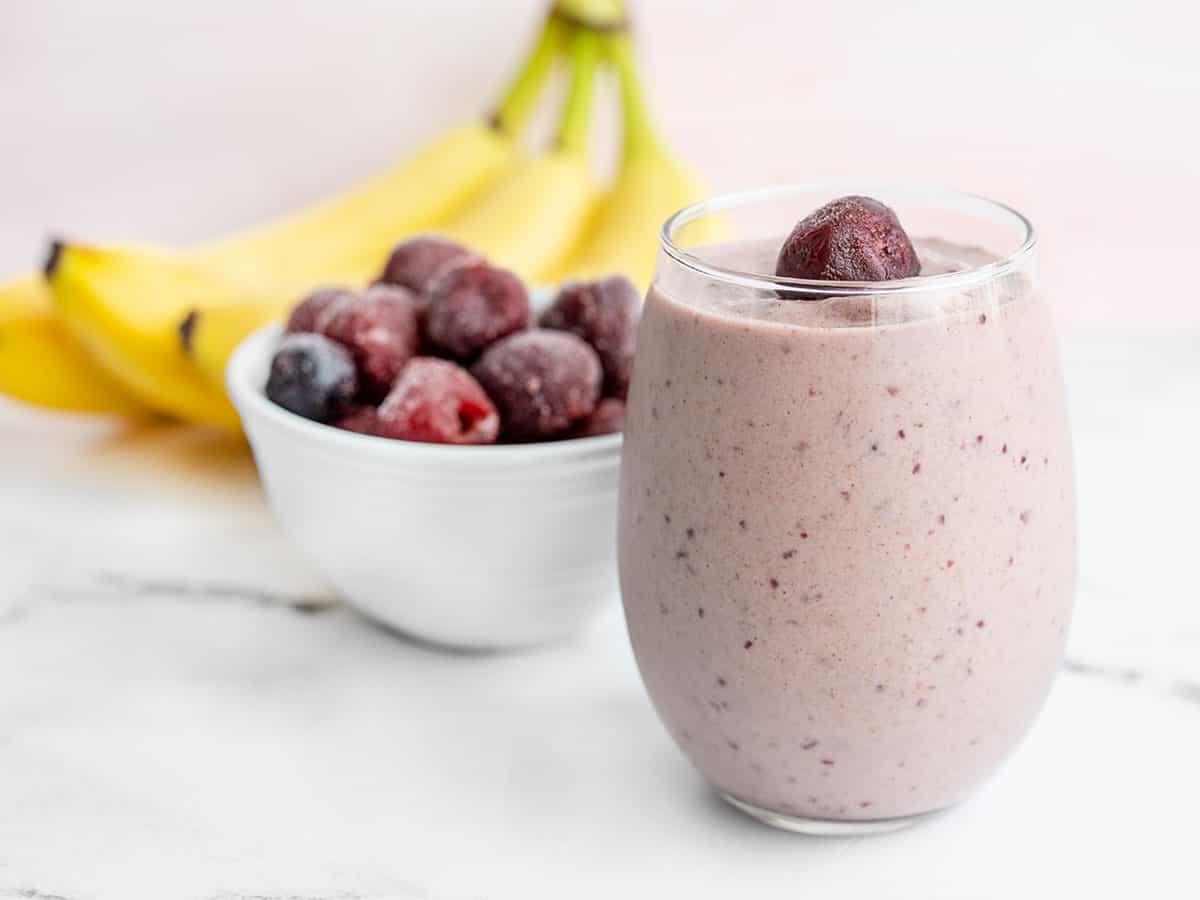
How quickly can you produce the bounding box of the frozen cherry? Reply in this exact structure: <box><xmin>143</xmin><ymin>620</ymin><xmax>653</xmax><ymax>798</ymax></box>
<box><xmin>285</xmin><ymin>286</ymin><xmax>355</xmax><ymax>334</ymax></box>
<box><xmin>472</xmin><ymin>329</ymin><xmax>601</xmax><ymax>442</ymax></box>
<box><xmin>266</xmin><ymin>333</ymin><xmax>357</xmax><ymax>422</ymax></box>
<box><xmin>319</xmin><ymin>284</ymin><xmax>420</xmax><ymax>400</ymax></box>
<box><xmin>539</xmin><ymin>276</ymin><xmax>641</xmax><ymax>399</ymax></box>
<box><xmin>332</xmin><ymin>404</ymin><xmax>379</xmax><ymax>435</ymax></box>
<box><xmin>423</xmin><ymin>260</ymin><xmax>530</xmax><ymax>359</ymax></box>
<box><xmin>775</xmin><ymin>196</ymin><xmax>920</xmax><ymax>284</ymax></box>
<box><xmin>571</xmin><ymin>397</ymin><xmax>625</xmax><ymax>438</ymax></box>
<box><xmin>376</xmin><ymin>236</ymin><xmax>476</xmax><ymax>302</ymax></box>
<box><xmin>375</xmin><ymin>357</ymin><xmax>499</xmax><ymax>445</ymax></box>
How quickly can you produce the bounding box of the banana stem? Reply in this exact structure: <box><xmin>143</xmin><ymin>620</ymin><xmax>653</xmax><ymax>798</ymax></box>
<box><xmin>610</xmin><ymin>33</ymin><xmax>663</xmax><ymax>161</ymax></box>
<box><xmin>557</xmin><ymin>28</ymin><xmax>602</xmax><ymax>155</ymax></box>
<box><xmin>491</xmin><ymin>14</ymin><xmax>569</xmax><ymax>136</ymax></box>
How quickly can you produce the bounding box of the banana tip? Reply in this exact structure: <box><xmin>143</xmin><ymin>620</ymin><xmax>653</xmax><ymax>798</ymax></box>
<box><xmin>43</xmin><ymin>239</ymin><xmax>65</xmax><ymax>279</ymax></box>
<box><xmin>178</xmin><ymin>309</ymin><xmax>199</xmax><ymax>355</ymax></box>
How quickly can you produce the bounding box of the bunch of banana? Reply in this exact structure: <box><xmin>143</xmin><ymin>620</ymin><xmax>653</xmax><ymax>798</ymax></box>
<box><xmin>1</xmin><ymin>0</ymin><xmax>716</xmax><ymax>431</ymax></box>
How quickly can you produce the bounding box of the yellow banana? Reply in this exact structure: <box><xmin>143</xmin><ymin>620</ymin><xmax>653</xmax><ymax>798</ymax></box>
<box><xmin>0</xmin><ymin>275</ymin><xmax>144</xmax><ymax>416</ymax></box>
<box><xmin>554</xmin><ymin>34</ymin><xmax>720</xmax><ymax>292</ymax></box>
<box><xmin>37</xmin><ymin>16</ymin><xmax>567</xmax><ymax>425</ymax></box>
<box><xmin>46</xmin><ymin>244</ymin><xmax>274</xmax><ymax>429</ymax></box>
<box><xmin>441</xmin><ymin>27</ymin><xmax>602</xmax><ymax>285</ymax></box>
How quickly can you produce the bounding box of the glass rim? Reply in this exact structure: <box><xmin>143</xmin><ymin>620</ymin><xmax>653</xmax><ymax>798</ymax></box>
<box><xmin>659</xmin><ymin>182</ymin><xmax>1037</xmax><ymax>297</ymax></box>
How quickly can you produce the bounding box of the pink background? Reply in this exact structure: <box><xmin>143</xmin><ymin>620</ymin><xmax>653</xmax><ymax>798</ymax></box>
<box><xmin>4</xmin><ymin>0</ymin><xmax>1196</xmax><ymax>332</ymax></box>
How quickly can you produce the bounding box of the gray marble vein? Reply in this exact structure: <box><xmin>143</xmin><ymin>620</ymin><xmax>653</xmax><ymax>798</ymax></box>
<box><xmin>95</xmin><ymin>572</ymin><xmax>339</xmax><ymax>615</ymax></box>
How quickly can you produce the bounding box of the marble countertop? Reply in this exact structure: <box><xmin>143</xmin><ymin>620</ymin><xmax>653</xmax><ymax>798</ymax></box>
<box><xmin>1</xmin><ymin>332</ymin><xmax>1197</xmax><ymax>900</ymax></box>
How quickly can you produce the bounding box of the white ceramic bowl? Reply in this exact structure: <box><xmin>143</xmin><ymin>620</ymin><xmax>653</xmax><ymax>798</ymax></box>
<box><xmin>227</xmin><ymin>324</ymin><xmax>622</xmax><ymax>651</ymax></box>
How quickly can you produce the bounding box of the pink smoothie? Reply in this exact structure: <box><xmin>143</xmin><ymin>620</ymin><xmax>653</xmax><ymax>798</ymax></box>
<box><xmin>618</xmin><ymin>237</ymin><xmax>1076</xmax><ymax>823</ymax></box>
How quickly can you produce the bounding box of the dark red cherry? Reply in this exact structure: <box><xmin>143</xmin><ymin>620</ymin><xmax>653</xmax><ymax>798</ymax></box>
<box><xmin>775</xmin><ymin>196</ymin><xmax>920</xmax><ymax>286</ymax></box>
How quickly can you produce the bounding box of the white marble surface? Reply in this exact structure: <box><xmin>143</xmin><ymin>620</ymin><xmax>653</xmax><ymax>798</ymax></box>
<box><xmin>0</xmin><ymin>331</ymin><xmax>1197</xmax><ymax>899</ymax></box>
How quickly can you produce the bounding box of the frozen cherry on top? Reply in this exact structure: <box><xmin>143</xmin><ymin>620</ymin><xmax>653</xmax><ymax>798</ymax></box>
<box><xmin>375</xmin><ymin>357</ymin><xmax>499</xmax><ymax>445</ymax></box>
<box><xmin>319</xmin><ymin>284</ymin><xmax>420</xmax><ymax>400</ymax></box>
<box><xmin>539</xmin><ymin>275</ymin><xmax>641</xmax><ymax>399</ymax></box>
<box><xmin>423</xmin><ymin>260</ymin><xmax>530</xmax><ymax>360</ymax></box>
<box><xmin>266</xmin><ymin>333</ymin><xmax>357</xmax><ymax>422</ymax></box>
<box><xmin>377</xmin><ymin>236</ymin><xmax>476</xmax><ymax>301</ymax></box>
<box><xmin>286</xmin><ymin>286</ymin><xmax>355</xmax><ymax>334</ymax></box>
<box><xmin>472</xmin><ymin>329</ymin><xmax>601</xmax><ymax>442</ymax></box>
<box><xmin>775</xmin><ymin>196</ymin><xmax>920</xmax><ymax>284</ymax></box>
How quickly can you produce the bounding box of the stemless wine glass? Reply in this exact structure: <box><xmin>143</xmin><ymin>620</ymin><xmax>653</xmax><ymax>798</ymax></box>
<box><xmin>618</xmin><ymin>184</ymin><xmax>1077</xmax><ymax>835</ymax></box>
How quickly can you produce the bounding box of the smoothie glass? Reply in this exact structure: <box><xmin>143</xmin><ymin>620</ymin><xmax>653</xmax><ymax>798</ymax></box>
<box><xmin>618</xmin><ymin>184</ymin><xmax>1076</xmax><ymax>835</ymax></box>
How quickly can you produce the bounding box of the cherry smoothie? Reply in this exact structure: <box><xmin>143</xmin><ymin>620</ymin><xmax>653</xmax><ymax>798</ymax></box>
<box><xmin>618</xmin><ymin>189</ymin><xmax>1076</xmax><ymax>833</ymax></box>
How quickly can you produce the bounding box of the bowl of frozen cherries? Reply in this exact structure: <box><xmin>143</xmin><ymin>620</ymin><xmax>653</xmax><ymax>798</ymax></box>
<box><xmin>227</xmin><ymin>237</ymin><xmax>635</xmax><ymax>650</ymax></box>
